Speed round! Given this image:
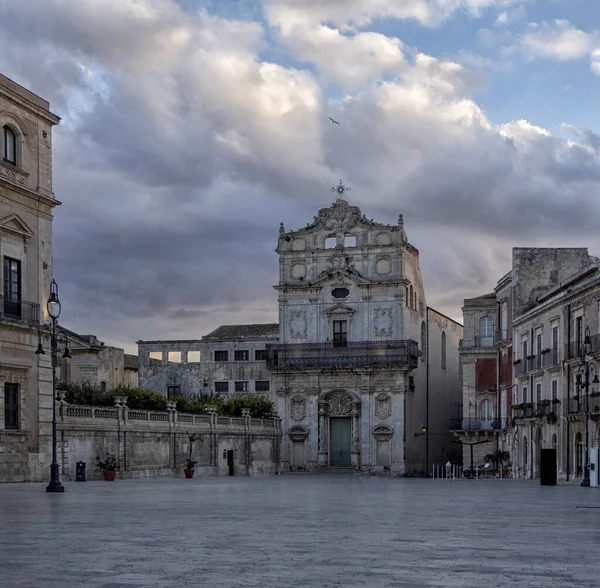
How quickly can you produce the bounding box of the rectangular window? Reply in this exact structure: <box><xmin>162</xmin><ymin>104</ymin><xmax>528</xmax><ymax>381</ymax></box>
<box><xmin>576</xmin><ymin>316</ymin><xmax>583</xmax><ymax>355</ymax></box>
<box><xmin>4</xmin><ymin>383</ymin><xmax>19</xmax><ymax>430</ymax></box>
<box><xmin>234</xmin><ymin>350</ymin><xmax>249</xmax><ymax>361</ymax></box>
<box><xmin>235</xmin><ymin>381</ymin><xmax>249</xmax><ymax>392</ymax></box>
<box><xmin>215</xmin><ymin>381</ymin><xmax>229</xmax><ymax>393</ymax></box>
<box><xmin>333</xmin><ymin>320</ymin><xmax>348</xmax><ymax>347</ymax></box>
<box><xmin>522</xmin><ymin>339</ymin><xmax>528</xmax><ymax>360</ymax></box>
<box><xmin>536</xmin><ymin>383</ymin><xmax>542</xmax><ymax>403</ymax></box>
<box><xmin>3</xmin><ymin>257</ymin><xmax>22</xmax><ymax>319</ymax></box>
<box><xmin>552</xmin><ymin>380</ymin><xmax>558</xmax><ymax>405</ymax></box>
<box><xmin>255</xmin><ymin>349</ymin><xmax>267</xmax><ymax>361</ymax></box>
<box><xmin>255</xmin><ymin>381</ymin><xmax>270</xmax><ymax>392</ymax></box>
<box><xmin>214</xmin><ymin>350</ymin><xmax>228</xmax><ymax>362</ymax></box>
<box><xmin>552</xmin><ymin>326</ymin><xmax>559</xmax><ymax>363</ymax></box>
<box><xmin>187</xmin><ymin>351</ymin><xmax>201</xmax><ymax>363</ymax></box>
<box><xmin>167</xmin><ymin>385</ymin><xmax>180</xmax><ymax>398</ymax></box>
<box><xmin>522</xmin><ymin>386</ymin><xmax>528</xmax><ymax>404</ymax></box>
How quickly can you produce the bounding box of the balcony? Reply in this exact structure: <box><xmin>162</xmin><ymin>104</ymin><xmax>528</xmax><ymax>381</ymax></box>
<box><xmin>568</xmin><ymin>394</ymin><xmax>600</xmax><ymax>415</ymax></box>
<box><xmin>448</xmin><ymin>418</ymin><xmax>507</xmax><ymax>431</ymax></box>
<box><xmin>266</xmin><ymin>340</ymin><xmax>420</xmax><ymax>371</ymax></box>
<box><xmin>494</xmin><ymin>329</ymin><xmax>508</xmax><ymax>345</ymax></box>
<box><xmin>0</xmin><ymin>295</ymin><xmax>40</xmax><ymax>324</ymax></box>
<box><xmin>565</xmin><ymin>334</ymin><xmax>600</xmax><ymax>360</ymax></box>
<box><xmin>542</xmin><ymin>349</ymin><xmax>561</xmax><ymax>368</ymax></box>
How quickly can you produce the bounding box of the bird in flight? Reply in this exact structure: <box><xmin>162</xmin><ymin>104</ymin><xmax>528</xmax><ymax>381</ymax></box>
<box><xmin>328</xmin><ymin>117</ymin><xmax>340</xmax><ymax>125</ymax></box>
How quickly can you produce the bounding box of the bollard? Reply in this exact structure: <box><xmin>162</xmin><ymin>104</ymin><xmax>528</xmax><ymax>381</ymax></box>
<box><xmin>76</xmin><ymin>461</ymin><xmax>87</xmax><ymax>482</ymax></box>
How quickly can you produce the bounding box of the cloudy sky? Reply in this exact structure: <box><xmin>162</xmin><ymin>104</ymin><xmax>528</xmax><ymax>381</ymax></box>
<box><xmin>2</xmin><ymin>0</ymin><xmax>600</xmax><ymax>352</ymax></box>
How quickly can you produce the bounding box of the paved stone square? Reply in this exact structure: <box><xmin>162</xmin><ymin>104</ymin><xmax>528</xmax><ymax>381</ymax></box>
<box><xmin>0</xmin><ymin>476</ymin><xmax>598</xmax><ymax>588</ymax></box>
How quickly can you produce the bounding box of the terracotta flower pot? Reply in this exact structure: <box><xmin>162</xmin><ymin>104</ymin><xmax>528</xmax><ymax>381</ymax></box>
<box><xmin>103</xmin><ymin>471</ymin><xmax>116</xmax><ymax>481</ymax></box>
<box><xmin>184</xmin><ymin>469</ymin><xmax>195</xmax><ymax>479</ymax></box>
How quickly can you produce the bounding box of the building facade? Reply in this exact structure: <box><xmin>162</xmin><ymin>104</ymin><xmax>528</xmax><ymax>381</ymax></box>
<box><xmin>59</xmin><ymin>327</ymin><xmax>139</xmax><ymax>391</ymax></box>
<box><xmin>137</xmin><ymin>324</ymin><xmax>277</xmax><ymax>398</ymax></box>
<box><xmin>0</xmin><ymin>74</ymin><xmax>61</xmax><ymax>481</ymax></box>
<box><xmin>454</xmin><ymin>272</ymin><xmax>513</xmax><ymax>471</ymax></box>
<box><xmin>457</xmin><ymin>247</ymin><xmax>600</xmax><ymax>481</ymax></box>
<box><xmin>269</xmin><ymin>194</ymin><xmax>462</xmax><ymax>475</ymax></box>
<box><xmin>511</xmin><ymin>248</ymin><xmax>600</xmax><ymax>481</ymax></box>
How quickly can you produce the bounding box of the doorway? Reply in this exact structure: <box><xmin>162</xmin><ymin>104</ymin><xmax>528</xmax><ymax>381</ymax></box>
<box><xmin>329</xmin><ymin>417</ymin><xmax>351</xmax><ymax>467</ymax></box>
<box><xmin>227</xmin><ymin>450</ymin><xmax>234</xmax><ymax>476</ymax></box>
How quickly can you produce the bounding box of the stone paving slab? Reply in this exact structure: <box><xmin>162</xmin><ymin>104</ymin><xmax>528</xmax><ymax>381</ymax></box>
<box><xmin>0</xmin><ymin>477</ymin><xmax>599</xmax><ymax>587</ymax></box>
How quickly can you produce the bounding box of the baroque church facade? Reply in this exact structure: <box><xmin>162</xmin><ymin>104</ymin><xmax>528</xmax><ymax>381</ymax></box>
<box><xmin>267</xmin><ymin>189</ymin><xmax>462</xmax><ymax>475</ymax></box>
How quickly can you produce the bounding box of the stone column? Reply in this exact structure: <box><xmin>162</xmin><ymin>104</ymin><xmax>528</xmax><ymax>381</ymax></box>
<box><xmin>318</xmin><ymin>402</ymin><xmax>327</xmax><ymax>466</ymax></box>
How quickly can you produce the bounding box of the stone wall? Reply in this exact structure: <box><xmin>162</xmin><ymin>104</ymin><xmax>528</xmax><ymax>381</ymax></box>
<box><xmin>56</xmin><ymin>399</ymin><xmax>282</xmax><ymax>480</ymax></box>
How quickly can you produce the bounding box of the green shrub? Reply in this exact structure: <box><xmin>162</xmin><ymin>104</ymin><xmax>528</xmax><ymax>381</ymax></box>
<box><xmin>221</xmin><ymin>394</ymin><xmax>275</xmax><ymax>418</ymax></box>
<box><xmin>112</xmin><ymin>385</ymin><xmax>167</xmax><ymax>411</ymax></box>
<box><xmin>57</xmin><ymin>381</ymin><xmax>112</xmax><ymax>406</ymax></box>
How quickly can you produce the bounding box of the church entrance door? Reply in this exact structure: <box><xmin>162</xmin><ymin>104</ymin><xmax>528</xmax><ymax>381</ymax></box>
<box><xmin>330</xmin><ymin>417</ymin><xmax>352</xmax><ymax>467</ymax></box>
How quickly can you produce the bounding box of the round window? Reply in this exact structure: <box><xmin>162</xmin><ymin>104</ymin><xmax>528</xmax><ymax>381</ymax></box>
<box><xmin>331</xmin><ymin>287</ymin><xmax>350</xmax><ymax>299</ymax></box>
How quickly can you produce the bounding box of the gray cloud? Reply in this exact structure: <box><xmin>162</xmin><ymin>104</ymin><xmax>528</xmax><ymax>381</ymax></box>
<box><xmin>1</xmin><ymin>0</ymin><xmax>599</xmax><ymax>353</ymax></box>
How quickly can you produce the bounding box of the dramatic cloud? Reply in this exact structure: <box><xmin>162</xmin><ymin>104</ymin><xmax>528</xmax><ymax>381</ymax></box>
<box><xmin>1</xmin><ymin>0</ymin><xmax>599</xmax><ymax>352</ymax></box>
<box><xmin>522</xmin><ymin>20</ymin><xmax>594</xmax><ymax>60</ymax></box>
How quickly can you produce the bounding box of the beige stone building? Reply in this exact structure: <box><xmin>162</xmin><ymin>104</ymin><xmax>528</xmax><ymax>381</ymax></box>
<box><xmin>0</xmin><ymin>74</ymin><xmax>61</xmax><ymax>482</ymax></box>
<box><xmin>59</xmin><ymin>327</ymin><xmax>139</xmax><ymax>390</ymax></box>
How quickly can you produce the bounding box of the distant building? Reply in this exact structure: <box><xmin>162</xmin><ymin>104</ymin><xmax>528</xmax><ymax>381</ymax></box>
<box><xmin>59</xmin><ymin>327</ymin><xmax>139</xmax><ymax>390</ymax></box>
<box><xmin>137</xmin><ymin>324</ymin><xmax>277</xmax><ymax>398</ymax></box>
<box><xmin>0</xmin><ymin>73</ymin><xmax>61</xmax><ymax>482</ymax></box>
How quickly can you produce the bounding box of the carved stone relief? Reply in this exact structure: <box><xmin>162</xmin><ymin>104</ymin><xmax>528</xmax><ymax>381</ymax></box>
<box><xmin>289</xmin><ymin>310</ymin><xmax>307</xmax><ymax>340</ymax></box>
<box><xmin>291</xmin><ymin>394</ymin><xmax>306</xmax><ymax>421</ymax></box>
<box><xmin>372</xmin><ymin>425</ymin><xmax>394</xmax><ymax>441</ymax></box>
<box><xmin>288</xmin><ymin>426</ymin><xmax>309</xmax><ymax>442</ymax></box>
<box><xmin>291</xmin><ymin>263</ymin><xmax>306</xmax><ymax>279</ymax></box>
<box><xmin>375</xmin><ymin>257</ymin><xmax>391</xmax><ymax>275</ymax></box>
<box><xmin>375</xmin><ymin>393</ymin><xmax>391</xmax><ymax>419</ymax></box>
<box><xmin>327</xmin><ymin>391</ymin><xmax>355</xmax><ymax>416</ymax></box>
<box><xmin>376</xmin><ymin>232</ymin><xmax>391</xmax><ymax>245</ymax></box>
<box><xmin>373</xmin><ymin>307</ymin><xmax>393</xmax><ymax>338</ymax></box>
<box><xmin>292</xmin><ymin>238</ymin><xmax>305</xmax><ymax>251</ymax></box>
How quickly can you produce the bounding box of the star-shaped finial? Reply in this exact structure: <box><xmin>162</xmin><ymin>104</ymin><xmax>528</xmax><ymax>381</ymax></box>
<box><xmin>331</xmin><ymin>179</ymin><xmax>351</xmax><ymax>202</ymax></box>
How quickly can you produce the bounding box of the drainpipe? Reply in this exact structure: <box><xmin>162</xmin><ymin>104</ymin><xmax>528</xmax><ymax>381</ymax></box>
<box><xmin>530</xmin><ymin>325</ymin><xmax>534</xmax><ymax>479</ymax></box>
<box><xmin>426</xmin><ymin>307</ymin><xmax>430</xmax><ymax>478</ymax></box>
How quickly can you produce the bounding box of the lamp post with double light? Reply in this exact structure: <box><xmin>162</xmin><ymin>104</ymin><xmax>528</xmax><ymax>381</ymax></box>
<box><xmin>575</xmin><ymin>327</ymin><xmax>599</xmax><ymax>488</ymax></box>
<box><xmin>35</xmin><ymin>279</ymin><xmax>71</xmax><ymax>493</ymax></box>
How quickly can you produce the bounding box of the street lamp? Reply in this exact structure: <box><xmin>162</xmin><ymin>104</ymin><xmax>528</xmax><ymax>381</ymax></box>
<box><xmin>35</xmin><ymin>279</ymin><xmax>71</xmax><ymax>493</ymax></box>
<box><xmin>575</xmin><ymin>326</ymin><xmax>599</xmax><ymax>488</ymax></box>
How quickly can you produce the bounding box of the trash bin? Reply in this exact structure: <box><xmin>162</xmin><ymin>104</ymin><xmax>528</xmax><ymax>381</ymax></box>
<box><xmin>76</xmin><ymin>461</ymin><xmax>87</xmax><ymax>482</ymax></box>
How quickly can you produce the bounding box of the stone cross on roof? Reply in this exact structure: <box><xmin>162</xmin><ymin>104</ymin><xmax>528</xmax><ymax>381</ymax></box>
<box><xmin>331</xmin><ymin>179</ymin><xmax>351</xmax><ymax>202</ymax></box>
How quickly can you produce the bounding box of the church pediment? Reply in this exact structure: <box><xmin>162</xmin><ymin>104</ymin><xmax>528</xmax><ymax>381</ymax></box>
<box><xmin>311</xmin><ymin>268</ymin><xmax>370</xmax><ymax>287</ymax></box>
<box><xmin>325</xmin><ymin>303</ymin><xmax>355</xmax><ymax>316</ymax></box>
<box><xmin>0</xmin><ymin>213</ymin><xmax>34</xmax><ymax>239</ymax></box>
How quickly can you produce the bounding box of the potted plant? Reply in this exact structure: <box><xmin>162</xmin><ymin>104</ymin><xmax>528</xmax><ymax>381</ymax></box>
<box><xmin>184</xmin><ymin>432</ymin><xmax>199</xmax><ymax>479</ymax></box>
<box><xmin>513</xmin><ymin>359</ymin><xmax>522</xmax><ymax>365</ymax></box>
<box><xmin>551</xmin><ymin>398</ymin><xmax>561</xmax><ymax>405</ymax></box>
<box><xmin>547</xmin><ymin>412</ymin><xmax>557</xmax><ymax>424</ymax></box>
<box><xmin>591</xmin><ymin>391</ymin><xmax>600</xmax><ymax>398</ymax></box>
<box><xmin>96</xmin><ymin>453</ymin><xmax>117</xmax><ymax>481</ymax></box>
<box><xmin>537</xmin><ymin>399</ymin><xmax>551</xmax><ymax>407</ymax></box>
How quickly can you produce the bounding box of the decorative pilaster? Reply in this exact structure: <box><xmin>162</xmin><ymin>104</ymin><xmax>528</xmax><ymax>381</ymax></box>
<box><xmin>318</xmin><ymin>402</ymin><xmax>327</xmax><ymax>465</ymax></box>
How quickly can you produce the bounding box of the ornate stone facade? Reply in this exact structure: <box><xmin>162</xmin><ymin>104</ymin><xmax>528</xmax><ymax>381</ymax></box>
<box><xmin>272</xmin><ymin>190</ymin><xmax>463</xmax><ymax>475</ymax></box>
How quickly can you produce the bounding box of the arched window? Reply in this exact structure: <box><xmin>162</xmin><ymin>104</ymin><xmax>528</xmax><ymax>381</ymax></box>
<box><xmin>421</xmin><ymin>321</ymin><xmax>427</xmax><ymax>362</ymax></box>
<box><xmin>479</xmin><ymin>315</ymin><xmax>494</xmax><ymax>347</ymax></box>
<box><xmin>100</xmin><ymin>381</ymin><xmax>106</xmax><ymax>393</ymax></box>
<box><xmin>3</xmin><ymin>126</ymin><xmax>16</xmax><ymax>165</ymax></box>
<box><xmin>441</xmin><ymin>331</ymin><xmax>447</xmax><ymax>370</ymax></box>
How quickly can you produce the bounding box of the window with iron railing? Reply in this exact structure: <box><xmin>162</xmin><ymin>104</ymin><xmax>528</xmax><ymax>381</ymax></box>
<box><xmin>4</xmin><ymin>383</ymin><xmax>19</xmax><ymax>430</ymax></box>
<box><xmin>333</xmin><ymin>320</ymin><xmax>348</xmax><ymax>348</ymax></box>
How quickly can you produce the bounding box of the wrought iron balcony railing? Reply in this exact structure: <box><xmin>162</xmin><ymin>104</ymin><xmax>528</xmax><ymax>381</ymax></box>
<box><xmin>565</xmin><ymin>335</ymin><xmax>600</xmax><ymax>360</ymax></box>
<box><xmin>543</xmin><ymin>349</ymin><xmax>561</xmax><ymax>367</ymax></box>
<box><xmin>448</xmin><ymin>418</ymin><xmax>507</xmax><ymax>431</ymax></box>
<box><xmin>568</xmin><ymin>395</ymin><xmax>600</xmax><ymax>415</ymax></box>
<box><xmin>265</xmin><ymin>340</ymin><xmax>420</xmax><ymax>370</ymax></box>
<box><xmin>0</xmin><ymin>295</ymin><xmax>40</xmax><ymax>324</ymax></box>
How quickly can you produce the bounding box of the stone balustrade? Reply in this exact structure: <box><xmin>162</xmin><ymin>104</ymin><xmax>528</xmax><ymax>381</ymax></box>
<box><xmin>57</xmin><ymin>394</ymin><xmax>281</xmax><ymax>432</ymax></box>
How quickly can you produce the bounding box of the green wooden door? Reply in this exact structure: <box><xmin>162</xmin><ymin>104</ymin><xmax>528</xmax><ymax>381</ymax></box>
<box><xmin>330</xmin><ymin>417</ymin><xmax>351</xmax><ymax>467</ymax></box>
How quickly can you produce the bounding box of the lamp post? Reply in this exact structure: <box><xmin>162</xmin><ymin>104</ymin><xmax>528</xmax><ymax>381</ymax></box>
<box><xmin>35</xmin><ymin>279</ymin><xmax>71</xmax><ymax>493</ymax></box>
<box><xmin>575</xmin><ymin>327</ymin><xmax>599</xmax><ymax>488</ymax></box>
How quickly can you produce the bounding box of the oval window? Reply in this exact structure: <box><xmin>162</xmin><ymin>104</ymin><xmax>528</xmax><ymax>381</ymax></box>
<box><xmin>331</xmin><ymin>287</ymin><xmax>350</xmax><ymax>299</ymax></box>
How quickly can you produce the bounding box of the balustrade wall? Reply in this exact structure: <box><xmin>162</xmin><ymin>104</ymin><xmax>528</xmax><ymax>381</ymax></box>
<box><xmin>57</xmin><ymin>397</ymin><xmax>282</xmax><ymax>480</ymax></box>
